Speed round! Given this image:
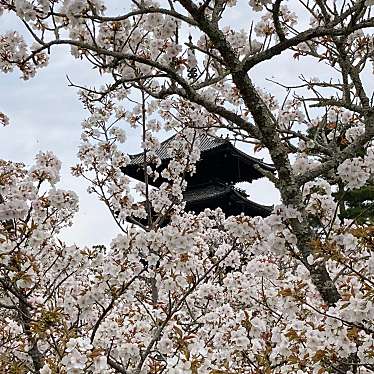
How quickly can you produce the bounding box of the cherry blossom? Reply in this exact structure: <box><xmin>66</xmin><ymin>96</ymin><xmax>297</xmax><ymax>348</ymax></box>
<box><xmin>0</xmin><ymin>0</ymin><xmax>374</xmax><ymax>373</ymax></box>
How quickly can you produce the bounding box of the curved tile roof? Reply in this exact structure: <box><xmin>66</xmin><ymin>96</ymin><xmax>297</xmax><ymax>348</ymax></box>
<box><xmin>128</xmin><ymin>133</ymin><xmax>274</xmax><ymax>172</ymax></box>
<box><xmin>184</xmin><ymin>182</ymin><xmax>273</xmax><ymax>217</ymax></box>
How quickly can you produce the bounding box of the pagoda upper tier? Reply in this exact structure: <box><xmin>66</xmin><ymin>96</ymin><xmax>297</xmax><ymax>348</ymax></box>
<box><xmin>122</xmin><ymin>134</ymin><xmax>275</xmax><ymax>187</ymax></box>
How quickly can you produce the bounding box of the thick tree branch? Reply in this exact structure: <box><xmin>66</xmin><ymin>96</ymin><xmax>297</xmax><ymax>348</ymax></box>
<box><xmin>177</xmin><ymin>0</ymin><xmax>342</xmax><ymax>305</ymax></box>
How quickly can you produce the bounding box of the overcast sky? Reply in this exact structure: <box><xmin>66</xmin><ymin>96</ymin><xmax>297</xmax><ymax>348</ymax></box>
<box><xmin>2</xmin><ymin>2</ymin><xmax>366</xmax><ymax>247</ymax></box>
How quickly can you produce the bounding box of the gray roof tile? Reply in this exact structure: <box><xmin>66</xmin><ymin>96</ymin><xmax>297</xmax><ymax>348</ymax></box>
<box><xmin>129</xmin><ymin>133</ymin><xmax>274</xmax><ymax>171</ymax></box>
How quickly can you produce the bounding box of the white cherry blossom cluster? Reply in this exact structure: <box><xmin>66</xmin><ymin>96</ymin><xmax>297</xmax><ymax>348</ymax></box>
<box><xmin>0</xmin><ymin>197</ymin><xmax>28</xmax><ymax>221</ymax></box>
<box><xmin>74</xmin><ymin>105</ymin><xmax>147</xmax><ymax>223</ymax></box>
<box><xmin>337</xmin><ymin>146</ymin><xmax>374</xmax><ymax>189</ymax></box>
<box><xmin>0</xmin><ymin>31</ymin><xmax>48</xmax><ymax>79</ymax></box>
<box><xmin>61</xmin><ymin>337</ymin><xmax>108</xmax><ymax>373</ymax></box>
<box><xmin>62</xmin><ymin>0</ymin><xmax>105</xmax><ymax>26</ymax></box>
<box><xmin>12</xmin><ymin>0</ymin><xmax>50</xmax><ymax>20</ymax></box>
<box><xmin>14</xmin><ymin>0</ymin><xmax>37</xmax><ymax>21</ymax></box>
<box><xmin>292</xmin><ymin>154</ymin><xmax>321</xmax><ymax>175</ymax></box>
<box><xmin>254</xmin><ymin>12</ymin><xmax>275</xmax><ymax>37</ymax></box>
<box><xmin>345</xmin><ymin>124</ymin><xmax>365</xmax><ymax>142</ymax></box>
<box><xmin>248</xmin><ymin>0</ymin><xmax>272</xmax><ymax>12</ymax></box>
<box><xmin>0</xmin><ymin>153</ymin><xmax>67</xmax><ymax>223</ymax></box>
<box><xmin>1</xmin><ymin>145</ymin><xmax>374</xmax><ymax>372</ymax></box>
<box><xmin>0</xmin><ymin>31</ymin><xmax>28</xmax><ymax>73</ymax></box>
<box><xmin>29</xmin><ymin>151</ymin><xmax>62</xmax><ymax>184</ymax></box>
<box><xmin>223</xmin><ymin>27</ymin><xmax>251</xmax><ymax>57</ymax></box>
<box><xmin>303</xmin><ymin>180</ymin><xmax>339</xmax><ymax>227</ymax></box>
<box><xmin>278</xmin><ymin>99</ymin><xmax>306</xmax><ymax>129</ymax></box>
<box><xmin>253</xmin><ymin>4</ymin><xmax>297</xmax><ymax>39</ymax></box>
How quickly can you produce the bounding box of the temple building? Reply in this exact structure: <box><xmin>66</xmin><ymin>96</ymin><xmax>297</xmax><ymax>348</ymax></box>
<box><xmin>123</xmin><ymin>133</ymin><xmax>274</xmax><ymax>218</ymax></box>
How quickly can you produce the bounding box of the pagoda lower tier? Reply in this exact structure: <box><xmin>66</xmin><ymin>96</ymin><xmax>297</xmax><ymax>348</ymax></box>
<box><xmin>184</xmin><ymin>182</ymin><xmax>272</xmax><ymax>218</ymax></box>
<box><xmin>127</xmin><ymin>182</ymin><xmax>272</xmax><ymax>228</ymax></box>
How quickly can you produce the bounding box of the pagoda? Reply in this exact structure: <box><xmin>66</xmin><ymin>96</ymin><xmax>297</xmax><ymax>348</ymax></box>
<box><xmin>123</xmin><ymin>133</ymin><xmax>274</xmax><ymax>219</ymax></box>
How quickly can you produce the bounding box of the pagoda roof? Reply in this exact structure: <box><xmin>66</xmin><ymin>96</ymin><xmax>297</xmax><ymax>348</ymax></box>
<box><xmin>126</xmin><ymin>183</ymin><xmax>272</xmax><ymax>228</ymax></box>
<box><xmin>123</xmin><ymin>133</ymin><xmax>274</xmax><ymax>186</ymax></box>
<box><xmin>128</xmin><ymin>133</ymin><xmax>228</xmax><ymax>165</ymax></box>
<box><xmin>184</xmin><ymin>182</ymin><xmax>272</xmax><ymax>218</ymax></box>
